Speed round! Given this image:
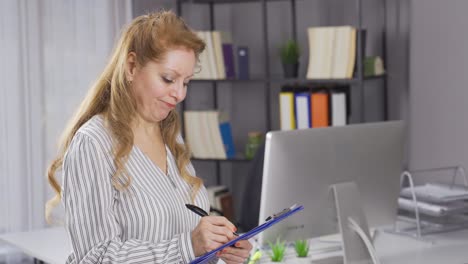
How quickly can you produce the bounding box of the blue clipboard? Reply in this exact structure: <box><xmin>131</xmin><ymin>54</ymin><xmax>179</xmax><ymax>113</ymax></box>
<box><xmin>190</xmin><ymin>204</ymin><xmax>304</xmax><ymax>264</ymax></box>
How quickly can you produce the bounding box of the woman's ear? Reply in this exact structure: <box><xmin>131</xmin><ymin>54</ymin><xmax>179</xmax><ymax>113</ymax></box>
<box><xmin>126</xmin><ymin>52</ymin><xmax>137</xmax><ymax>82</ymax></box>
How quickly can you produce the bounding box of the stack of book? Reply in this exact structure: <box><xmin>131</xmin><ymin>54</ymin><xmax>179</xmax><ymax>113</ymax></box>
<box><xmin>206</xmin><ymin>186</ymin><xmax>235</xmax><ymax>221</ymax></box>
<box><xmin>193</xmin><ymin>31</ymin><xmax>236</xmax><ymax>80</ymax></box>
<box><xmin>306</xmin><ymin>26</ymin><xmax>357</xmax><ymax>79</ymax></box>
<box><xmin>184</xmin><ymin>110</ymin><xmax>235</xmax><ymax>159</ymax></box>
<box><xmin>279</xmin><ymin>87</ymin><xmax>347</xmax><ymax>131</ymax></box>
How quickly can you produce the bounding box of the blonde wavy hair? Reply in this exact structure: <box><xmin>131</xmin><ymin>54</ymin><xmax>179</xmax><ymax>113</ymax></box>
<box><xmin>46</xmin><ymin>10</ymin><xmax>205</xmax><ymax>222</ymax></box>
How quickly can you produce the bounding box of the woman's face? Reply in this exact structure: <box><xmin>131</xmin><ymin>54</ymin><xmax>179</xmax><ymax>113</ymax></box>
<box><xmin>128</xmin><ymin>47</ymin><xmax>196</xmax><ymax>123</ymax></box>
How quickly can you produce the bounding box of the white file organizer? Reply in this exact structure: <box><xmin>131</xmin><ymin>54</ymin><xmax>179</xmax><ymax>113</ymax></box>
<box><xmin>394</xmin><ymin>166</ymin><xmax>468</xmax><ymax>240</ymax></box>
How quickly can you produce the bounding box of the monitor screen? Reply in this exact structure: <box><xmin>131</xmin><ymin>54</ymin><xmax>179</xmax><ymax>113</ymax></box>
<box><xmin>257</xmin><ymin>121</ymin><xmax>404</xmax><ymax>245</ymax></box>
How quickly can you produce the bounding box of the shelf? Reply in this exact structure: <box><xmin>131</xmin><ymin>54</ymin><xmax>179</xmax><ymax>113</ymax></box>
<box><xmin>271</xmin><ymin>77</ymin><xmax>359</xmax><ymax>84</ymax></box>
<box><xmin>191</xmin><ymin>156</ymin><xmax>251</xmax><ymax>162</ymax></box>
<box><xmin>191</xmin><ymin>78</ymin><xmax>266</xmax><ymax>83</ymax></box>
<box><xmin>178</xmin><ymin>0</ymin><xmax>388</xmax><ymax>185</ymax></box>
<box><xmin>181</xmin><ymin>0</ymin><xmax>286</xmax><ymax>4</ymax></box>
<box><xmin>277</xmin><ymin>74</ymin><xmax>387</xmax><ymax>84</ymax></box>
<box><xmin>364</xmin><ymin>74</ymin><xmax>387</xmax><ymax>81</ymax></box>
<box><xmin>190</xmin><ymin>74</ymin><xmax>386</xmax><ymax>85</ymax></box>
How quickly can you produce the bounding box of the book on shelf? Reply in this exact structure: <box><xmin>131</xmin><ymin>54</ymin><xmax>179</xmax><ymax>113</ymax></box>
<box><xmin>193</xmin><ymin>31</ymin><xmax>234</xmax><ymax>80</ymax></box>
<box><xmin>279</xmin><ymin>90</ymin><xmax>296</xmax><ymax>131</ymax></box>
<box><xmin>206</xmin><ymin>186</ymin><xmax>235</xmax><ymax>221</ymax></box>
<box><xmin>184</xmin><ymin>111</ymin><xmax>207</xmax><ymax>158</ymax></box>
<box><xmin>221</xmin><ymin>31</ymin><xmax>236</xmax><ymax>79</ymax></box>
<box><xmin>219</xmin><ymin>192</ymin><xmax>235</xmax><ymax>221</ymax></box>
<box><xmin>204</xmin><ymin>31</ymin><xmax>219</xmax><ymax>79</ymax></box>
<box><xmin>207</xmin><ymin>185</ymin><xmax>229</xmax><ymax>214</ymax></box>
<box><xmin>331</xmin><ymin>26</ymin><xmax>357</xmax><ymax>79</ymax></box>
<box><xmin>364</xmin><ymin>56</ymin><xmax>385</xmax><ymax>77</ymax></box>
<box><xmin>306</xmin><ymin>26</ymin><xmax>357</xmax><ymax>79</ymax></box>
<box><xmin>193</xmin><ymin>31</ymin><xmax>211</xmax><ymax>79</ymax></box>
<box><xmin>306</xmin><ymin>26</ymin><xmax>335</xmax><ymax>79</ymax></box>
<box><xmin>218</xmin><ymin>113</ymin><xmax>236</xmax><ymax>159</ymax></box>
<box><xmin>211</xmin><ymin>31</ymin><xmax>226</xmax><ymax>79</ymax></box>
<box><xmin>204</xmin><ymin>111</ymin><xmax>227</xmax><ymax>159</ymax></box>
<box><xmin>184</xmin><ymin>110</ymin><xmax>235</xmax><ymax>159</ymax></box>
<box><xmin>237</xmin><ymin>46</ymin><xmax>249</xmax><ymax>80</ymax></box>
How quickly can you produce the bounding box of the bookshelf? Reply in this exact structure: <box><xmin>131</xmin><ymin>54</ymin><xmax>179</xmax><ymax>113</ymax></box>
<box><xmin>175</xmin><ymin>0</ymin><xmax>388</xmax><ymax>184</ymax></box>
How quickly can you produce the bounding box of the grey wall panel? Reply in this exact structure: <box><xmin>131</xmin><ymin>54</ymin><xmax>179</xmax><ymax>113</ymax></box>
<box><xmin>386</xmin><ymin>0</ymin><xmax>410</xmax><ymax>122</ymax></box>
<box><xmin>410</xmin><ymin>0</ymin><xmax>468</xmax><ymax>172</ymax></box>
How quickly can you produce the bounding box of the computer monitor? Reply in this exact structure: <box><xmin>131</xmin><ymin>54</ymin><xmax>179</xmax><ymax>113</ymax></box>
<box><xmin>257</xmin><ymin>121</ymin><xmax>404</xmax><ymax>245</ymax></box>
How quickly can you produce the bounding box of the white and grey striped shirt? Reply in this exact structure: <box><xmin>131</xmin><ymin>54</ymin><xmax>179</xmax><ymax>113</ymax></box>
<box><xmin>62</xmin><ymin>115</ymin><xmax>211</xmax><ymax>263</ymax></box>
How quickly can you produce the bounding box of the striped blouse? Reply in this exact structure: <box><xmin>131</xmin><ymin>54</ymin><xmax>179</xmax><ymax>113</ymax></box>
<box><xmin>62</xmin><ymin>115</ymin><xmax>212</xmax><ymax>263</ymax></box>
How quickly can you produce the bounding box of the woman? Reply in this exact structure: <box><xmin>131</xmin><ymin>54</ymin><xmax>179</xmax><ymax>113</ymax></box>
<box><xmin>46</xmin><ymin>10</ymin><xmax>252</xmax><ymax>263</ymax></box>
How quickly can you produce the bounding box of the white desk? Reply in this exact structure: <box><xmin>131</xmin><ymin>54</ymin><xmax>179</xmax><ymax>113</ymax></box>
<box><xmin>1</xmin><ymin>227</ymin><xmax>468</xmax><ymax>264</ymax></box>
<box><xmin>0</xmin><ymin>227</ymin><xmax>70</xmax><ymax>264</ymax></box>
<box><xmin>374</xmin><ymin>229</ymin><xmax>468</xmax><ymax>264</ymax></box>
<box><xmin>256</xmin><ymin>228</ymin><xmax>468</xmax><ymax>264</ymax></box>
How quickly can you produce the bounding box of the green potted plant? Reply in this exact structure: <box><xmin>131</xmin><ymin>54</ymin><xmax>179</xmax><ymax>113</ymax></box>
<box><xmin>279</xmin><ymin>39</ymin><xmax>301</xmax><ymax>78</ymax></box>
<box><xmin>294</xmin><ymin>239</ymin><xmax>310</xmax><ymax>263</ymax></box>
<box><xmin>268</xmin><ymin>238</ymin><xmax>287</xmax><ymax>262</ymax></box>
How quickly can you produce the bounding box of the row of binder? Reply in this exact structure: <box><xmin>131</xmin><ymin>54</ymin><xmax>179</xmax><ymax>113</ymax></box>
<box><xmin>279</xmin><ymin>88</ymin><xmax>348</xmax><ymax>131</ymax></box>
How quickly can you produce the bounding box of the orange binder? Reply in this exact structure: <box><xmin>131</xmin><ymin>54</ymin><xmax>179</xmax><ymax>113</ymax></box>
<box><xmin>311</xmin><ymin>92</ymin><xmax>329</xmax><ymax>128</ymax></box>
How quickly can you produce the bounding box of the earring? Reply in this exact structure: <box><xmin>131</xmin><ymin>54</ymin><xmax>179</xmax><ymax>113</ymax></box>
<box><xmin>127</xmin><ymin>79</ymin><xmax>132</xmax><ymax>86</ymax></box>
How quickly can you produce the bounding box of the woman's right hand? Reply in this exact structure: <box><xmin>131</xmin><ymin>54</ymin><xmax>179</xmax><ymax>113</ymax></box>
<box><xmin>191</xmin><ymin>216</ymin><xmax>237</xmax><ymax>256</ymax></box>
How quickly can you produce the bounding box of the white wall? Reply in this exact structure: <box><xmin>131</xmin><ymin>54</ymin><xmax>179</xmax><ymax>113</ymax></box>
<box><xmin>0</xmin><ymin>1</ymin><xmax>132</xmax><ymax>238</ymax></box>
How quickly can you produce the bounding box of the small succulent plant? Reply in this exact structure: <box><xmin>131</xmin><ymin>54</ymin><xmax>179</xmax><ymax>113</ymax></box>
<box><xmin>294</xmin><ymin>239</ymin><xmax>310</xmax><ymax>258</ymax></box>
<box><xmin>268</xmin><ymin>238</ymin><xmax>286</xmax><ymax>262</ymax></box>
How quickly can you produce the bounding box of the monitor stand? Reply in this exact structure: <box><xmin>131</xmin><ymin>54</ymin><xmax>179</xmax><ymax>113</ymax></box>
<box><xmin>330</xmin><ymin>181</ymin><xmax>381</xmax><ymax>264</ymax></box>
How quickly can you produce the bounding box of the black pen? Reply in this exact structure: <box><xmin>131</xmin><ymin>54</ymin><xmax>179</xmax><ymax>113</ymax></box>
<box><xmin>185</xmin><ymin>204</ymin><xmax>239</xmax><ymax>236</ymax></box>
<box><xmin>185</xmin><ymin>203</ymin><xmax>209</xmax><ymax>217</ymax></box>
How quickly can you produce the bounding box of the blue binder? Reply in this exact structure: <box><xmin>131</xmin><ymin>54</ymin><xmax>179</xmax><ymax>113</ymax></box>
<box><xmin>190</xmin><ymin>204</ymin><xmax>304</xmax><ymax>264</ymax></box>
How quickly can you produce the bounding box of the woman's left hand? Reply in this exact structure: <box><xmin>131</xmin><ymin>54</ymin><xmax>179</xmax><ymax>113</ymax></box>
<box><xmin>216</xmin><ymin>239</ymin><xmax>253</xmax><ymax>264</ymax></box>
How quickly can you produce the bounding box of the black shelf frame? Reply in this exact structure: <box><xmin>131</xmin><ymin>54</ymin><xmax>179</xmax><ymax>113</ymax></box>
<box><xmin>181</xmin><ymin>0</ymin><xmax>292</xmax><ymax>3</ymax></box>
<box><xmin>192</xmin><ymin>157</ymin><xmax>251</xmax><ymax>162</ymax></box>
<box><xmin>189</xmin><ymin>74</ymin><xmax>386</xmax><ymax>85</ymax></box>
<box><xmin>176</xmin><ymin>0</ymin><xmax>388</xmax><ymax>185</ymax></box>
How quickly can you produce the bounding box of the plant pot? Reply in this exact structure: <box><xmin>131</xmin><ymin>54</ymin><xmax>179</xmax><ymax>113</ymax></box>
<box><xmin>291</xmin><ymin>257</ymin><xmax>312</xmax><ymax>264</ymax></box>
<box><xmin>282</xmin><ymin>62</ymin><xmax>299</xmax><ymax>78</ymax></box>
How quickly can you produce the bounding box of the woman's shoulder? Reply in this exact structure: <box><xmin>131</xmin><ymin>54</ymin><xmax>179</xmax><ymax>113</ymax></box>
<box><xmin>73</xmin><ymin>114</ymin><xmax>114</xmax><ymax>152</ymax></box>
